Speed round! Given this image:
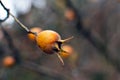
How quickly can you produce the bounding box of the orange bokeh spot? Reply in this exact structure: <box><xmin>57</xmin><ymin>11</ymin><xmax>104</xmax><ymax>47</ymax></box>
<box><xmin>28</xmin><ymin>27</ymin><xmax>42</xmax><ymax>41</ymax></box>
<box><xmin>3</xmin><ymin>56</ymin><xmax>15</xmax><ymax>67</ymax></box>
<box><xmin>64</xmin><ymin>8</ymin><xmax>75</xmax><ymax>21</ymax></box>
<box><xmin>60</xmin><ymin>45</ymin><xmax>74</xmax><ymax>58</ymax></box>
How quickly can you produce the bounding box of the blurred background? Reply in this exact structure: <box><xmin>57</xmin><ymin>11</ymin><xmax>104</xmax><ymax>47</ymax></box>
<box><xmin>0</xmin><ymin>0</ymin><xmax>120</xmax><ymax>80</ymax></box>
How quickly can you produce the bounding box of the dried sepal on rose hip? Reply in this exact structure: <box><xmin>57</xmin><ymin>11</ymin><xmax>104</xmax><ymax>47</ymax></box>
<box><xmin>31</xmin><ymin>30</ymin><xmax>73</xmax><ymax>65</ymax></box>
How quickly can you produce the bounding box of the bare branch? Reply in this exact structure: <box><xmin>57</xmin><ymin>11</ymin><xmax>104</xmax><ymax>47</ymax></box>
<box><xmin>0</xmin><ymin>0</ymin><xmax>32</xmax><ymax>33</ymax></box>
<box><xmin>9</xmin><ymin>13</ymin><xmax>30</xmax><ymax>32</ymax></box>
<box><xmin>0</xmin><ymin>0</ymin><xmax>9</xmax><ymax>23</ymax></box>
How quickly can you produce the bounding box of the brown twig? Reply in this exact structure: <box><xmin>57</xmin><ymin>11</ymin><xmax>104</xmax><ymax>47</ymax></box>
<box><xmin>9</xmin><ymin>13</ymin><xmax>30</xmax><ymax>32</ymax></box>
<box><xmin>0</xmin><ymin>0</ymin><xmax>9</xmax><ymax>23</ymax></box>
<box><xmin>0</xmin><ymin>0</ymin><xmax>36</xmax><ymax>35</ymax></box>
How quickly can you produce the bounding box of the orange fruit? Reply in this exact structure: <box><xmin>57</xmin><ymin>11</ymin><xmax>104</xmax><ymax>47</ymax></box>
<box><xmin>35</xmin><ymin>30</ymin><xmax>73</xmax><ymax>65</ymax></box>
<box><xmin>28</xmin><ymin>27</ymin><xmax>42</xmax><ymax>41</ymax></box>
<box><xmin>2</xmin><ymin>56</ymin><xmax>15</xmax><ymax>67</ymax></box>
<box><xmin>64</xmin><ymin>8</ymin><xmax>75</xmax><ymax>21</ymax></box>
<box><xmin>36</xmin><ymin>30</ymin><xmax>61</xmax><ymax>54</ymax></box>
<box><xmin>60</xmin><ymin>45</ymin><xmax>73</xmax><ymax>58</ymax></box>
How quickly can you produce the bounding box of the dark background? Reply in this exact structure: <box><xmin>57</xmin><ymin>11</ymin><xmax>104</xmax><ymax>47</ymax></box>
<box><xmin>0</xmin><ymin>0</ymin><xmax>120</xmax><ymax>80</ymax></box>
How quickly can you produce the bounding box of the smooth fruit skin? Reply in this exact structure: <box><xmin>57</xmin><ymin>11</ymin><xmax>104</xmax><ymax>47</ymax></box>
<box><xmin>28</xmin><ymin>27</ymin><xmax>42</xmax><ymax>41</ymax></box>
<box><xmin>36</xmin><ymin>30</ymin><xmax>61</xmax><ymax>54</ymax></box>
<box><xmin>60</xmin><ymin>45</ymin><xmax>73</xmax><ymax>58</ymax></box>
<box><xmin>2</xmin><ymin>56</ymin><xmax>15</xmax><ymax>67</ymax></box>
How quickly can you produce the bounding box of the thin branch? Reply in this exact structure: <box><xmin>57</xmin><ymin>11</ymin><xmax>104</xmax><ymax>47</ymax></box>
<box><xmin>9</xmin><ymin>13</ymin><xmax>30</xmax><ymax>32</ymax></box>
<box><xmin>0</xmin><ymin>0</ymin><xmax>34</xmax><ymax>33</ymax></box>
<box><xmin>0</xmin><ymin>0</ymin><xmax>9</xmax><ymax>23</ymax></box>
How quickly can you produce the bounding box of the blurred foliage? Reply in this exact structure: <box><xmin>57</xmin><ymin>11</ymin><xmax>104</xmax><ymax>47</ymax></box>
<box><xmin>0</xmin><ymin>0</ymin><xmax>120</xmax><ymax>80</ymax></box>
